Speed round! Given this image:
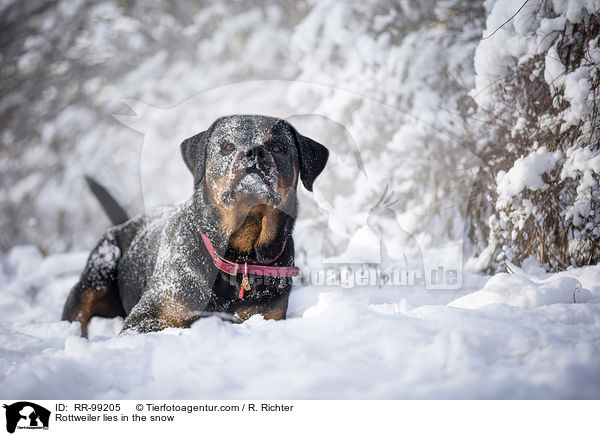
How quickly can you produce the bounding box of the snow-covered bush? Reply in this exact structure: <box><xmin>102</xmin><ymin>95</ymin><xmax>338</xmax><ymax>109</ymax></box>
<box><xmin>288</xmin><ymin>0</ymin><xmax>485</xmax><ymax>250</ymax></box>
<box><xmin>468</xmin><ymin>0</ymin><xmax>600</xmax><ymax>271</ymax></box>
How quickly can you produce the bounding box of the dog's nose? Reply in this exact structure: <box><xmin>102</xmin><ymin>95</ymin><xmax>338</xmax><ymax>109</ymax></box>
<box><xmin>245</xmin><ymin>146</ymin><xmax>266</xmax><ymax>161</ymax></box>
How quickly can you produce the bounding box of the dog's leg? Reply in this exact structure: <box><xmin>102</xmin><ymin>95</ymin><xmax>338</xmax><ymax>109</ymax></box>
<box><xmin>119</xmin><ymin>290</ymin><xmax>242</xmax><ymax>334</ymax></box>
<box><xmin>62</xmin><ymin>232</ymin><xmax>125</xmax><ymax>337</ymax></box>
<box><xmin>119</xmin><ymin>305</ymin><xmax>163</xmax><ymax>334</ymax></box>
<box><xmin>119</xmin><ymin>294</ymin><xmax>184</xmax><ymax>334</ymax></box>
<box><xmin>119</xmin><ymin>295</ymin><xmax>209</xmax><ymax>334</ymax></box>
<box><xmin>231</xmin><ymin>291</ymin><xmax>290</xmax><ymax>321</ymax></box>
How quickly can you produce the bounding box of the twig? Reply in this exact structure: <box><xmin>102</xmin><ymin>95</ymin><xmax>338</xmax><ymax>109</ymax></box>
<box><xmin>573</xmin><ymin>284</ymin><xmax>581</xmax><ymax>303</ymax></box>
<box><xmin>481</xmin><ymin>0</ymin><xmax>533</xmax><ymax>41</ymax></box>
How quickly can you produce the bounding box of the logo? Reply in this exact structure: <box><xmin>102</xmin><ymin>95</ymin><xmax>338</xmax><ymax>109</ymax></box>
<box><xmin>3</xmin><ymin>402</ymin><xmax>50</xmax><ymax>433</ymax></box>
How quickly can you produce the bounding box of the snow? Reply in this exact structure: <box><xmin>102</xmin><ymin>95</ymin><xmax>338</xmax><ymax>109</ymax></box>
<box><xmin>1</xmin><ymin>244</ymin><xmax>600</xmax><ymax>399</ymax></box>
<box><xmin>233</xmin><ymin>173</ymin><xmax>279</xmax><ymax>203</ymax></box>
<box><xmin>472</xmin><ymin>0</ymin><xmax>541</xmax><ymax>109</ymax></box>
<box><xmin>562</xmin><ymin>65</ymin><xmax>595</xmax><ymax>126</ymax></box>
<box><xmin>449</xmin><ymin>267</ymin><xmax>591</xmax><ymax>309</ymax></box>
<box><xmin>495</xmin><ymin>146</ymin><xmax>562</xmax><ymax>202</ymax></box>
<box><xmin>561</xmin><ymin>146</ymin><xmax>600</xmax><ymax>227</ymax></box>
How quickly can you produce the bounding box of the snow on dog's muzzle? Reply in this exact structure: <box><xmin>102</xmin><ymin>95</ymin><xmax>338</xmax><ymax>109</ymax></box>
<box><xmin>223</xmin><ymin>170</ymin><xmax>282</xmax><ymax>206</ymax></box>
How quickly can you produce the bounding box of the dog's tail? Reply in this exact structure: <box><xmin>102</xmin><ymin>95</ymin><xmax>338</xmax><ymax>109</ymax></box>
<box><xmin>84</xmin><ymin>175</ymin><xmax>130</xmax><ymax>225</ymax></box>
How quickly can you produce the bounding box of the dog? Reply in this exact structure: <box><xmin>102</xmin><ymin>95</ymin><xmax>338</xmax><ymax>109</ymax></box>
<box><xmin>62</xmin><ymin>115</ymin><xmax>328</xmax><ymax>335</ymax></box>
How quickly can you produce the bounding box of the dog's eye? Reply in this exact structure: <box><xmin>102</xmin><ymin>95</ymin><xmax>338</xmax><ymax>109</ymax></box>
<box><xmin>270</xmin><ymin>144</ymin><xmax>284</xmax><ymax>153</ymax></box>
<box><xmin>221</xmin><ymin>142</ymin><xmax>235</xmax><ymax>155</ymax></box>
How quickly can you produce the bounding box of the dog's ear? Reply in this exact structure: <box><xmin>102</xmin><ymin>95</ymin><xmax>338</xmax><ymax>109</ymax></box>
<box><xmin>293</xmin><ymin>131</ymin><xmax>329</xmax><ymax>192</ymax></box>
<box><xmin>181</xmin><ymin>130</ymin><xmax>208</xmax><ymax>183</ymax></box>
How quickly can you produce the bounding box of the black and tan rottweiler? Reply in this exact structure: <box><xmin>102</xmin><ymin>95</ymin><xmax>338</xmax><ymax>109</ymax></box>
<box><xmin>62</xmin><ymin>115</ymin><xmax>328</xmax><ymax>335</ymax></box>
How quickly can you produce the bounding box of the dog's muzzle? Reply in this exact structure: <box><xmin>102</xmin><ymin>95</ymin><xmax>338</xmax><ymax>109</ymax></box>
<box><xmin>222</xmin><ymin>168</ymin><xmax>282</xmax><ymax>206</ymax></box>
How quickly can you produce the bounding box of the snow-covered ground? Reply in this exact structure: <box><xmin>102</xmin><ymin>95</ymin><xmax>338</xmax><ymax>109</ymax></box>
<box><xmin>1</xmin><ymin>244</ymin><xmax>599</xmax><ymax>399</ymax></box>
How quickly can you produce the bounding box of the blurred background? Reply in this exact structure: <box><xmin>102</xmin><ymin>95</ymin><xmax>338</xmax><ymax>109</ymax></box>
<box><xmin>1</xmin><ymin>0</ymin><xmax>597</xmax><ymax>272</ymax></box>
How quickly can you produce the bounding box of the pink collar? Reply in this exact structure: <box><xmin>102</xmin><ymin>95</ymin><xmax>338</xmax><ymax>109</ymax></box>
<box><xmin>199</xmin><ymin>231</ymin><xmax>299</xmax><ymax>299</ymax></box>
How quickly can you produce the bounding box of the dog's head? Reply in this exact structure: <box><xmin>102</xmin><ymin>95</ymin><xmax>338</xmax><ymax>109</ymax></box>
<box><xmin>181</xmin><ymin>115</ymin><xmax>328</xmax><ymax>214</ymax></box>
